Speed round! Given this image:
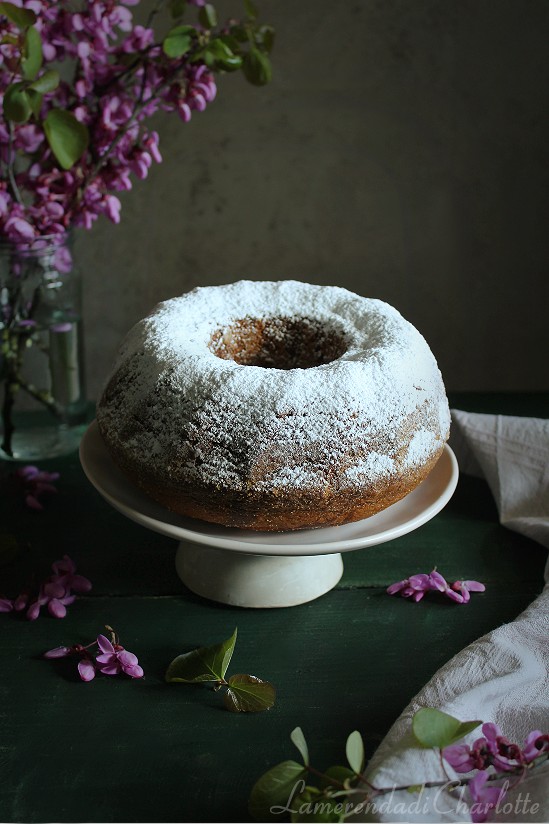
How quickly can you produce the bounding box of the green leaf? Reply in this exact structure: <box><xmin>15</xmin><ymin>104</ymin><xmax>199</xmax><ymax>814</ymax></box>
<box><xmin>412</xmin><ymin>708</ymin><xmax>482</xmax><ymax>749</ymax></box>
<box><xmin>229</xmin><ymin>23</ymin><xmax>248</xmax><ymax>43</ymax></box>
<box><xmin>163</xmin><ymin>24</ymin><xmax>196</xmax><ymax>58</ymax></box>
<box><xmin>224</xmin><ymin>674</ymin><xmax>275</xmax><ymax>712</ymax></box>
<box><xmin>29</xmin><ymin>69</ymin><xmax>59</xmax><ymax>94</ymax></box>
<box><xmin>26</xmin><ymin>87</ymin><xmax>43</xmax><ymax>118</ymax></box>
<box><xmin>21</xmin><ymin>25</ymin><xmax>42</xmax><ymax>80</ymax></box>
<box><xmin>220</xmin><ymin>33</ymin><xmax>241</xmax><ymax>53</ymax></box>
<box><xmin>290</xmin><ymin>727</ymin><xmax>309</xmax><ymax>766</ymax></box>
<box><xmin>248</xmin><ymin>760</ymin><xmax>307</xmax><ymax>821</ymax></box>
<box><xmin>0</xmin><ymin>2</ymin><xmax>36</xmax><ymax>27</ymax></box>
<box><xmin>291</xmin><ymin>786</ymin><xmax>345</xmax><ymax>822</ymax></box>
<box><xmin>165</xmin><ymin>627</ymin><xmax>237</xmax><ymax>683</ymax></box>
<box><xmin>345</xmin><ymin>730</ymin><xmax>364</xmax><ymax>774</ymax></box>
<box><xmin>43</xmin><ymin>108</ymin><xmax>89</xmax><ymax>170</ymax></box>
<box><xmin>243</xmin><ymin>0</ymin><xmax>258</xmax><ymax>20</ymax></box>
<box><xmin>205</xmin><ymin>38</ymin><xmax>233</xmax><ymax>58</ymax></box>
<box><xmin>242</xmin><ymin>47</ymin><xmax>272</xmax><ymax>85</ymax></box>
<box><xmin>407</xmin><ymin>784</ymin><xmax>425</xmax><ymax>794</ymax></box>
<box><xmin>257</xmin><ymin>24</ymin><xmax>275</xmax><ymax>53</ymax></box>
<box><xmin>200</xmin><ymin>38</ymin><xmax>242</xmax><ymax>70</ymax></box>
<box><xmin>198</xmin><ymin>2</ymin><xmax>217</xmax><ymax>28</ymax></box>
<box><xmin>319</xmin><ymin>766</ymin><xmax>356</xmax><ymax>791</ymax></box>
<box><xmin>3</xmin><ymin>82</ymin><xmax>31</xmax><ymax>123</ymax></box>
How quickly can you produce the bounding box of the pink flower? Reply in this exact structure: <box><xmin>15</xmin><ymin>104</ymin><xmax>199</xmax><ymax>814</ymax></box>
<box><xmin>468</xmin><ymin>770</ymin><xmax>506</xmax><ymax>823</ymax></box>
<box><xmin>3</xmin><ymin>216</ymin><xmax>35</xmax><ymax>242</ymax></box>
<box><xmin>96</xmin><ymin>634</ymin><xmax>144</xmax><ymax>678</ymax></box>
<box><xmin>443</xmin><ymin>721</ymin><xmax>549</xmax><ymax>785</ymax></box>
<box><xmin>451</xmin><ymin>579</ymin><xmax>486</xmax><ymax>603</ymax></box>
<box><xmin>43</xmin><ymin>643</ymin><xmax>97</xmax><ymax>680</ymax></box>
<box><xmin>51</xmin><ymin>554</ymin><xmax>92</xmax><ymax>595</ymax></box>
<box><xmin>387</xmin><ymin>573</ymin><xmax>431</xmax><ymax>602</ymax></box>
<box><xmin>2</xmin><ymin>554</ymin><xmax>91</xmax><ymax>621</ymax></box>
<box><xmin>481</xmin><ymin>723</ymin><xmax>523</xmax><ymax>771</ymax></box>
<box><xmin>26</xmin><ymin>585</ymin><xmax>76</xmax><ymax>621</ymax></box>
<box><xmin>522</xmin><ymin>730</ymin><xmax>549</xmax><ymax>762</ymax></box>
<box><xmin>44</xmin><ymin>630</ymin><xmax>144</xmax><ymax>681</ymax></box>
<box><xmin>428</xmin><ymin>570</ymin><xmax>464</xmax><ymax>603</ymax></box>
<box><xmin>14</xmin><ymin>464</ymin><xmax>59</xmax><ymax>511</ymax></box>
<box><xmin>442</xmin><ymin>743</ymin><xmax>476</xmax><ymax>773</ymax></box>
<box><xmin>387</xmin><ymin>569</ymin><xmax>486</xmax><ymax>604</ymax></box>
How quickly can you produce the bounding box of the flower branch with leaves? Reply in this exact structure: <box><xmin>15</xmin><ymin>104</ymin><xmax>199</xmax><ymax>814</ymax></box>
<box><xmin>0</xmin><ymin>0</ymin><xmax>273</xmax><ymax>239</ymax></box>
<box><xmin>0</xmin><ymin>0</ymin><xmax>273</xmax><ymax>456</ymax></box>
<box><xmin>249</xmin><ymin>709</ymin><xmax>549</xmax><ymax>823</ymax></box>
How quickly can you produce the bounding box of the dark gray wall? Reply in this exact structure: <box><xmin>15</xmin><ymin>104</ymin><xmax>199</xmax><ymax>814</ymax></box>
<box><xmin>79</xmin><ymin>0</ymin><xmax>549</xmax><ymax>398</ymax></box>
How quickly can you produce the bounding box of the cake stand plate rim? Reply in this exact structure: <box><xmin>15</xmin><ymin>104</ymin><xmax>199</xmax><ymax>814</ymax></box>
<box><xmin>79</xmin><ymin>420</ymin><xmax>458</xmax><ymax>557</ymax></box>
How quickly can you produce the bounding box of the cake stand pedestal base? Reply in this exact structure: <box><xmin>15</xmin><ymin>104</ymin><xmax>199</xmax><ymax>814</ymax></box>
<box><xmin>175</xmin><ymin>543</ymin><xmax>344</xmax><ymax>608</ymax></box>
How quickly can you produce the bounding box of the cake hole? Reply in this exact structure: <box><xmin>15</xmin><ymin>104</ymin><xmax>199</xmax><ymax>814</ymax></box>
<box><xmin>209</xmin><ymin>317</ymin><xmax>348</xmax><ymax>369</ymax></box>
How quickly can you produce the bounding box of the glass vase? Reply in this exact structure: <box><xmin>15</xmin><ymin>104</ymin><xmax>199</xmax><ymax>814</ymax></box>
<box><xmin>0</xmin><ymin>234</ymin><xmax>87</xmax><ymax>461</ymax></box>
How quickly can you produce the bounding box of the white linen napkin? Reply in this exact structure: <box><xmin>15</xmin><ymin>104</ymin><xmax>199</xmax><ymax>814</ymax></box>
<box><xmin>363</xmin><ymin>410</ymin><xmax>549</xmax><ymax>823</ymax></box>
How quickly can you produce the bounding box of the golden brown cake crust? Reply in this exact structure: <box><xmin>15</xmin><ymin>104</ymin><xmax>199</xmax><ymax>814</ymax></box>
<box><xmin>103</xmin><ymin>437</ymin><xmax>444</xmax><ymax>531</ymax></box>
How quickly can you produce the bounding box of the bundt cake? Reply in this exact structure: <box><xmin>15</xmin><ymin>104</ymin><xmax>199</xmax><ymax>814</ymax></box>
<box><xmin>96</xmin><ymin>280</ymin><xmax>450</xmax><ymax>531</ymax></box>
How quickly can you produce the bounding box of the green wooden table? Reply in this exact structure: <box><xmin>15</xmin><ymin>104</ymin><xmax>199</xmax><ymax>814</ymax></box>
<box><xmin>1</xmin><ymin>393</ymin><xmax>547</xmax><ymax>823</ymax></box>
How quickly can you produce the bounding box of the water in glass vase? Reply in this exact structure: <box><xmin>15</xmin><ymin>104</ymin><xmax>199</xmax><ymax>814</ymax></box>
<box><xmin>0</xmin><ymin>235</ymin><xmax>88</xmax><ymax>461</ymax></box>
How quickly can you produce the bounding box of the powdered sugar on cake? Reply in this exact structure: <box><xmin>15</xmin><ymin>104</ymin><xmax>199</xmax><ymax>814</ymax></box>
<box><xmin>97</xmin><ymin>280</ymin><xmax>450</xmax><ymax>495</ymax></box>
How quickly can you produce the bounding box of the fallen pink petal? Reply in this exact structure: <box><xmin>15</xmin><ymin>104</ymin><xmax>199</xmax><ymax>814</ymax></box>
<box><xmin>452</xmin><ymin>579</ymin><xmax>486</xmax><ymax>602</ymax></box>
<box><xmin>78</xmin><ymin>658</ymin><xmax>96</xmax><ymax>682</ymax></box>
<box><xmin>43</xmin><ymin>646</ymin><xmax>72</xmax><ymax>659</ymax></box>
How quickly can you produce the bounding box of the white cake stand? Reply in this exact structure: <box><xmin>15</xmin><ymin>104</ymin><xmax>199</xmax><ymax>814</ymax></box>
<box><xmin>79</xmin><ymin>421</ymin><xmax>459</xmax><ymax>608</ymax></box>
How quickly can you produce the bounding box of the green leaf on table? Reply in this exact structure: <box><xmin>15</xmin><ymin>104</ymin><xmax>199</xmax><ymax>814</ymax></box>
<box><xmin>165</xmin><ymin>627</ymin><xmax>237</xmax><ymax>683</ymax></box>
<box><xmin>249</xmin><ymin>760</ymin><xmax>307</xmax><ymax>821</ymax></box>
<box><xmin>21</xmin><ymin>25</ymin><xmax>42</xmax><ymax>80</ymax></box>
<box><xmin>3</xmin><ymin>82</ymin><xmax>31</xmax><ymax>122</ymax></box>
<box><xmin>345</xmin><ymin>730</ymin><xmax>364</xmax><ymax>774</ymax></box>
<box><xmin>29</xmin><ymin>69</ymin><xmax>59</xmax><ymax>94</ymax></box>
<box><xmin>162</xmin><ymin>24</ymin><xmax>195</xmax><ymax>58</ymax></box>
<box><xmin>198</xmin><ymin>3</ymin><xmax>217</xmax><ymax>28</ymax></box>
<box><xmin>290</xmin><ymin>727</ymin><xmax>309</xmax><ymax>766</ymax></box>
<box><xmin>242</xmin><ymin>47</ymin><xmax>272</xmax><ymax>85</ymax></box>
<box><xmin>412</xmin><ymin>707</ymin><xmax>482</xmax><ymax>749</ymax></box>
<box><xmin>0</xmin><ymin>2</ymin><xmax>36</xmax><ymax>27</ymax></box>
<box><xmin>43</xmin><ymin>108</ymin><xmax>89</xmax><ymax>170</ymax></box>
<box><xmin>224</xmin><ymin>673</ymin><xmax>275</xmax><ymax>712</ymax></box>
